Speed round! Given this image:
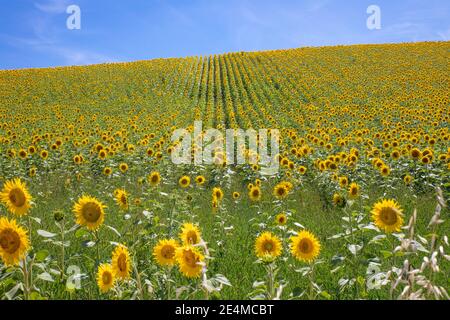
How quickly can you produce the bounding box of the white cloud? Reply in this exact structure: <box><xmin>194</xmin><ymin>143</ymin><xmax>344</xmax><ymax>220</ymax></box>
<box><xmin>34</xmin><ymin>0</ymin><xmax>71</xmax><ymax>14</ymax></box>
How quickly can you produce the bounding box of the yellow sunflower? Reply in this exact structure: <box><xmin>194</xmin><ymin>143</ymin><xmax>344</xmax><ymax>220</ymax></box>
<box><xmin>273</xmin><ymin>183</ymin><xmax>289</xmax><ymax>199</ymax></box>
<box><xmin>179</xmin><ymin>222</ymin><xmax>201</xmax><ymax>245</ymax></box>
<box><xmin>0</xmin><ymin>178</ymin><xmax>33</xmax><ymax>216</ymax></box>
<box><xmin>212</xmin><ymin>187</ymin><xmax>224</xmax><ymax>201</ymax></box>
<box><xmin>248</xmin><ymin>186</ymin><xmax>262</xmax><ymax>202</ymax></box>
<box><xmin>403</xmin><ymin>175</ymin><xmax>413</xmax><ymax>185</ymax></box>
<box><xmin>348</xmin><ymin>182</ymin><xmax>360</xmax><ymax>199</ymax></box>
<box><xmin>148</xmin><ymin>171</ymin><xmax>161</xmax><ymax>186</ymax></box>
<box><xmin>290</xmin><ymin>230</ymin><xmax>321</xmax><ymax>263</ymax></box>
<box><xmin>332</xmin><ymin>193</ymin><xmax>346</xmax><ymax>208</ymax></box>
<box><xmin>371</xmin><ymin>199</ymin><xmax>404</xmax><ymax>233</ymax></box>
<box><xmin>275</xmin><ymin>213</ymin><xmax>287</xmax><ymax>225</ymax></box>
<box><xmin>179</xmin><ymin>176</ymin><xmax>191</xmax><ymax>188</ymax></box>
<box><xmin>97</xmin><ymin>263</ymin><xmax>115</xmax><ymax>293</ymax></box>
<box><xmin>195</xmin><ymin>175</ymin><xmax>206</xmax><ymax>186</ymax></box>
<box><xmin>73</xmin><ymin>195</ymin><xmax>106</xmax><ymax>231</ymax></box>
<box><xmin>153</xmin><ymin>239</ymin><xmax>179</xmax><ymax>267</ymax></box>
<box><xmin>254</xmin><ymin>232</ymin><xmax>282</xmax><ymax>259</ymax></box>
<box><xmin>119</xmin><ymin>163</ymin><xmax>128</xmax><ymax>173</ymax></box>
<box><xmin>103</xmin><ymin>167</ymin><xmax>112</xmax><ymax>176</ymax></box>
<box><xmin>111</xmin><ymin>244</ymin><xmax>131</xmax><ymax>280</ymax></box>
<box><xmin>0</xmin><ymin>217</ymin><xmax>30</xmax><ymax>266</ymax></box>
<box><xmin>175</xmin><ymin>245</ymin><xmax>204</xmax><ymax>278</ymax></box>
<box><xmin>114</xmin><ymin>189</ymin><xmax>128</xmax><ymax>210</ymax></box>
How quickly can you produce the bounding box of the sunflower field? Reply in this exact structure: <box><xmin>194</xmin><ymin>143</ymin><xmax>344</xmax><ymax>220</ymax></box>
<box><xmin>0</xmin><ymin>41</ymin><xmax>449</xmax><ymax>300</ymax></box>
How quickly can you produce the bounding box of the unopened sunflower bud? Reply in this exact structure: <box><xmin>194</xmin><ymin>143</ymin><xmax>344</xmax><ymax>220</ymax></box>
<box><xmin>54</xmin><ymin>210</ymin><xmax>65</xmax><ymax>222</ymax></box>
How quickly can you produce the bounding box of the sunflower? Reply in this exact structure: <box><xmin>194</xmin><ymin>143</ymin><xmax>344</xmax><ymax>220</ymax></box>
<box><xmin>0</xmin><ymin>217</ymin><xmax>30</xmax><ymax>266</ymax></box>
<box><xmin>179</xmin><ymin>222</ymin><xmax>201</xmax><ymax>245</ymax></box>
<box><xmin>232</xmin><ymin>192</ymin><xmax>240</xmax><ymax>200</ymax></box>
<box><xmin>29</xmin><ymin>167</ymin><xmax>37</xmax><ymax>177</ymax></box>
<box><xmin>348</xmin><ymin>182</ymin><xmax>360</xmax><ymax>199</ymax></box>
<box><xmin>179</xmin><ymin>176</ymin><xmax>190</xmax><ymax>188</ymax></box>
<box><xmin>18</xmin><ymin>149</ymin><xmax>27</xmax><ymax>159</ymax></box>
<box><xmin>40</xmin><ymin>150</ymin><xmax>49</xmax><ymax>159</ymax></box>
<box><xmin>111</xmin><ymin>244</ymin><xmax>131</xmax><ymax>280</ymax></box>
<box><xmin>97</xmin><ymin>263</ymin><xmax>115</xmax><ymax>293</ymax></box>
<box><xmin>98</xmin><ymin>149</ymin><xmax>107</xmax><ymax>160</ymax></box>
<box><xmin>148</xmin><ymin>171</ymin><xmax>161</xmax><ymax>186</ymax></box>
<box><xmin>332</xmin><ymin>193</ymin><xmax>346</xmax><ymax>208</ymax></box>
<box><xmin>273</xmin><ymin>183</ymin><xmax>289</xmax><ymax>199</ymax></box>
<box><xmin>119</xmin><ymin>163</ymin><xmax>128</xmax><ymax>173</ymax></box>
<box><xmin>175</xmin><ymin>245</ymin><xmax>204</xmax><ymax>278</ymax></box>
<box><xmin>338</xmin><ymin>176</ymin><xmax>348</xmax><ymax>188</ymax></box>
<box><xmin>298</xmin><ymin>166</ymin><xmax>307</xmax><ymax>175</ymax></box>
<box><xmin>195</xmin><ymin>175</ymin><xmax>206</xmax><ymax>185</ymax></box>
<box><xmin>73</xmin><ymin>195</ymin><xmax>106</xmax><ymax>231</ymax></box>
<box><xmin>0</xmin><ymin>178</ymin><xmax>33</xmax><ymax>216</ymax></box>
<box><xmin>103</xmin><ymin>167</ymin><xmax>112</xmax><ymax>176</ymax></box>
<box><xmin>290</xmin><ymin>230</ymin><xmax>321</xmax><ymax>263</ymax></box>
<box><xmin>248</xmin><ymin>186</ymin><xmax>262</xmax><ymax>202</ymax></box>
<box><xmin>275</xmin><ymin>213</ymin><xmax>287</xmax><ymax>225</ymax></box>
<box><xmin>153</xmin><ymin>239</ymin><xmax>179</xmax><ymax>267</ymax></box>
<box><xmin>380</xmin><ymin>165</ymin><xmax>390</xmax><ymax>177</ymax></box>
<box><xmin>114</xmin><ymin>189</ymin><xmax>128</xmax><ymax>210</ymax></box>
<box><xmin>371</xmin><ymin>199</ymin><xmax>404</xmax><ymax>233</ymax></box>
<box><xmin>254</xmin><ymin>232</ymin><xmax>282</xmax><ymax>259</ymax></box>
<box><xmin>403</xmin><ymin>175</ymin><xmax>413</xmax><ymax>185</ymax></box>
<box><xmin>212</xmin><ymin>187</ymin><xmax>224</xmax><ymax>201</ymax></box>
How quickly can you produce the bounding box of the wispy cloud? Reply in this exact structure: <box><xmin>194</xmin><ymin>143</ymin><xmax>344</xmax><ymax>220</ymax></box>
<box><xmin>34</xmin><ymin>0</ymin><xmax>70</xmax><ymax>14</ymax></box>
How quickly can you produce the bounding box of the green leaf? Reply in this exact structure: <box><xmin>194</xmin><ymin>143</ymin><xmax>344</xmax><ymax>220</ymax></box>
<box><xmin>37</xmin><ymin>230</ymin><xmax>57</xmax><ymax>238</ymax></box>
<box><xmin>320</xmin><ymin>291</ymin><xmax>332</xmax><ymax>299</ymax></box>
<box><xmin>380</xmin><ymin>250</ymin><xmax>393</xmax><ymax>258</ymax></box>
<box><xmin>292</xmin><ymin>286</ymin><xmax>302</xmax><ymax>297</ymax></box>
<box><xmin>35</xmin><ymin>249</ymin><xmax>50</xmax><ymax>262</ymax></box>
<box><xmin>38</xmin><ymin>272</ymin><xmax>54</xmax><ymax>282</ymax></box>
<box><xmin>75</xmin><ymin>228</ymin><xmax>89</xmax><ymax>238</ymax></box>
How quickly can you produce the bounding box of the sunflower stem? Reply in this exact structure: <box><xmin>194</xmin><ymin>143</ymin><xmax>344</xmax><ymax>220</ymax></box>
<box><xmin>308</xmin><ymin>263</ymin><xmax>315</xmax><ymax>300</ymax></box>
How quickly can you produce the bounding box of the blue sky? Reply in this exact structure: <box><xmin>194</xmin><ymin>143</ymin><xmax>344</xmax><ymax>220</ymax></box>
<box><xmin>0</xmin><ymin>0</ymin><xmax>448</xmax><ymax>69</ymax></box>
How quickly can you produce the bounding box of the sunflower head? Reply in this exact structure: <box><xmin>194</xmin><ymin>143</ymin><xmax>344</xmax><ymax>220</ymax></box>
<box><xmin>119</xmin><ymin>163</ymin><xmax>128</xmax><ymax>173</ymax></box>
<box><xmin>255</xmin><ymin>232</ymin><xmax>282</xmax><ymax>259</ymax></box>
<box><xmin>179</xmin><ymin>176</ymin><xmax>191</xmax><ymax>188</ymax></box>
<box><xmin>195</xmin><ymin>175</ymin><xmax>206</xmax><ymax>185</ymax></box>
<box><xmin>212</xmin><ymin>187</ymin><xmax>224</xmax><ymax>201</ymax></box>
<box><xmin>403</xmin><ymin>175</ymin><xmax>413</xmax><ymax>185</ymax></box>
<box><xmin>0</xmin><ymin>178</ymin><xmax>33</xmax><ymax>216</ymax></box>
<box><xmin>97</xmin><ymin>263</ymin><xmax>115</xmax><ymax>293</ymax></box>
<box><xmin>103</xmin><ymin>167</ymin><xmax>112</xmax><ymax>176</ymax></box>
<box><xmin>111</xmin><ymin>245</ymin><xmax>131</xmax><ymax>280</ymax></box>
<box><xmin>73</xmin><ymin>195</ymin><xmax>106</xmax><ymax>231</ymax></box>
<box><xmin>371</xmin><ymin>199</ymin><xmax>404</xmax><ymax>233</ymax></box>
<box><xmin>348</xmin><ymin>182</ymin><xmax>360</xmax><ymax>199</ymax></box>
<box><xmin>175</xmin><ymin>245</ymin><xmax>204</xmax><ymax>278</ymax></box>
<box><xmin>248</xmin><ymin>186</ymin><xmax>262</xmax><ymax>202</ymax></box>
<box><xmin>179</xmin><ymin>223</ymin><xmax>201</xmax><ymax>245</ymax></box>
<box><xmin>290</xmin><ymin>230</ymin><xmax>321</xmax><ymax>263</ymax></box>
<box><xmin>273</xmin><ymin>183</ymin><xmax>289</xmax><ymax>199</ymax></box>
<box><xmin>153</xmin><ymin>239</ymin><xmax>179</xmax><ymax>267</ymax></box>
<box><xmin>332</xmin><ymin>193</ymin><xmax>346</xmax><ymax>208</ymax></box>
<box><xmin>114</xmin><ymin>189</ymin><xmax>128</xmax><ymax>210</ymax></box>
<box><xmin>275</xmin><ymin>213</ymin><xmax>287</xmax><ymax>225</ymax></box>
<box><xmin>0</xmin><ymin>217</ymin><xmax>30</xmax><ymax>266</ymax></box>
<box><xmin>148</xmin><ymin>171</ymin><xmax>161</xmax><ymax>186</ymax></box>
